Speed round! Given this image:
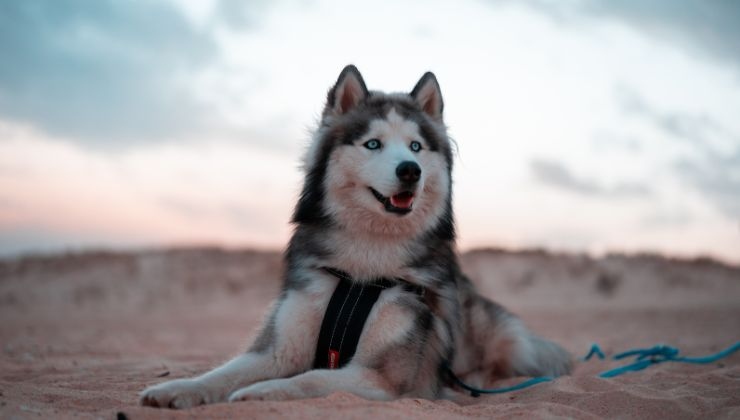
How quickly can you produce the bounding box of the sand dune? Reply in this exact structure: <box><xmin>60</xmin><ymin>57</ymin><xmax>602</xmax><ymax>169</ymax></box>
<box><xmin>1</xmin><ymin>248</ymin><xmax>738</xmax><ymax>419</ymax></box>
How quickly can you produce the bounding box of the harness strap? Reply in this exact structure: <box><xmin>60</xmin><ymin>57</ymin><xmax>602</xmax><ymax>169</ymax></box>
<box><xmin>313</xmin><ymin>267</ymin><xmax>425</xmax><ymax>370</ymax></box>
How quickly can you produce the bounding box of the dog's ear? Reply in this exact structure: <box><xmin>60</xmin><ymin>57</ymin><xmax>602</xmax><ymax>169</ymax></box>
<box><xmin>411</xmin><ymin>72</ymin><xmax>444</xmax><ymax>121</ymax></box>
<box><xmin>325</xmin><ymin>65</ymin><xmax>368</xmax><ymax>116</ymax></box>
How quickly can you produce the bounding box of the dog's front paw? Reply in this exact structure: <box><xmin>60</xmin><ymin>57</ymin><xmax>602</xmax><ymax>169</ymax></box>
<box><xmin>228</xmin><ymin>380</ymin><xmax>298</xmax><ymax>402</ymax></box>
<box><xmin>140</xmin><ymin>378</ymin><xmax>213</xmax><ymax>409</ymax></box>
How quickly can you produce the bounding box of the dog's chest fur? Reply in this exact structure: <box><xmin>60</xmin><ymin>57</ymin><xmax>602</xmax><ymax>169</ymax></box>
<box><xmin>320</xmin><ymin>230</ymin><xmax>416</xmax><ymax>280</ymax></box>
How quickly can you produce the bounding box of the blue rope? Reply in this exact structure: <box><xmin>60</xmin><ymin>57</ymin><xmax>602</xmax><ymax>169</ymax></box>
<box><xmin>675</xmin><ymin>341</ymin><xmax>740</xmax><ymax>364</ymax></box>
<box><xmin>446</xmin><ymin>341</ymin><xmax>740</xmax><ymax>397</ymax></box>
<box><xmin>597</xmin><ymin>342</ymin><xmax>740</xmax><ymax>378</ymax></box>
<box><xmin>444</xmin><ymin>363</ymin><xmax>553</xmax><ymax>396</ymax></box>
<box><xmin>583</xmin><ymin>343</ymin><xmax>606</xmax><ymax>361</ymax></box>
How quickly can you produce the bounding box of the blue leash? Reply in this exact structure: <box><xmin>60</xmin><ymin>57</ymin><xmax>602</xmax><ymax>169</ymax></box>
<box><xmin>597</xmin><ymin>342</ymin><xmax>740</xmax><ymax>378</ymax></box>
<box><xmin>444</xmin><ymin>362</ymin><xmax>554</xmax><ymax>396</ymax></box>
<box><xmin>446</xmin><ymin>341</ymin><xmax>740</xmax><ymax>397</ymax></box>
<box><xmin>583</xmin><ymin>343</ymin><xmax>606</xmax><ymax>361</ymax></box>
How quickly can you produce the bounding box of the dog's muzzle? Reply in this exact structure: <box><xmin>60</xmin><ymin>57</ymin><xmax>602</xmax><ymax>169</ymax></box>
<box><xmin>369</xmin><ymin>187</ymin><xmax>415</xmax><ymax>215</ymax></box>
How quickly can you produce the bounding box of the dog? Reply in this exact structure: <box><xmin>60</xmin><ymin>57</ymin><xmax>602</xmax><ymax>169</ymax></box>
<box><xmin>140</xmin><ymin>65</ymin><xmax>572</xmax><ymax>408</ymax></box>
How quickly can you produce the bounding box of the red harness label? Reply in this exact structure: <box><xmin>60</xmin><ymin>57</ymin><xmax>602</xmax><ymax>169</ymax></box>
<box><xmin>328</xmin><ymin>349</ymin><xmax>339</xmax><ymax>369</ymax></box>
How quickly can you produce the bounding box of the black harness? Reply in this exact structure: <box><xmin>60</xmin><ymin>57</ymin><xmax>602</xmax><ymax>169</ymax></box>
<box><xmin>313</xmin><ymin>267</ymin><xmax>425</xmax><ymax>370</ymax></box>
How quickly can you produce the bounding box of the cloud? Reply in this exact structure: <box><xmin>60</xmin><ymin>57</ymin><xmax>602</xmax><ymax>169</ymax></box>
<box><xmin>511</xmin><ymin>0</ymin><xmax>740</xmax><ymax>72</ymax></box>
<box><xmin>215</xmin><ymin>0</ymin><xmax>271</xmax><ymax>30</ymax></box>
<box><xmin>157</xmin><ymin>195</ymin><xmax>276</xmax><ymax>233</ymax></box>
<box><xmin>674</xmin><ymin>151</ymin><xmax>740</xmax><ymax>219</ymax></box>
<box><xmin>0</xmin><ymin>1</ymin><xmax>218</xmax><ymax>148</ymax></box>
<box><xmin>614</xmin><ymin>86</ymin><xmax>740</xmax><ymax>219</ymax></box>
<box><xmin>582</xmin><ymin>1</ymin><xmax>740</xmax><ymax>70</ymax></box>
<box><xmin>640</xmin><ymin>208</ymin><xmax>693</xmax><ymax>229</ymax></box>
<box><xmin>615</xmin><ymin>86</ymin><xmax>731</xmax><ymax>148</ymax></box>
<box><xmin>530</xmin><ymin>159</ymin><xmax>651</xmax><ymax>198</ymax></box>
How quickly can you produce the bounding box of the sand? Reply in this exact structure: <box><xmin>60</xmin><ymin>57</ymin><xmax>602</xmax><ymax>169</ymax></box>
<box><xmin>1</xmin><ymin>248</ymin><xmax>739</xmax><ymax>419</ymax></box>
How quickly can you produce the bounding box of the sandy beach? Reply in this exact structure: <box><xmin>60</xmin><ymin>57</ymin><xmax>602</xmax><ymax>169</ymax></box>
<box><xmin>1</xmin><ymin>248</ymin><xmax>738</xmax><ymax>419</ymax></box>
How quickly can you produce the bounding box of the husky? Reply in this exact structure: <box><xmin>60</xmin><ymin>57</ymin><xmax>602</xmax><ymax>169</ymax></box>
<box><xmin>140</xmin><ymin>65</ymin><xmax>571</xmax><ymax>408</ymax></box>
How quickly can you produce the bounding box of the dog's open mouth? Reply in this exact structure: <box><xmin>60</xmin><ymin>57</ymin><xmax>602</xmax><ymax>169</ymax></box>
<box><xmin>369</xmin><ymin>187</ymin><xmax>414</xmax><ymax>215</ymax></box>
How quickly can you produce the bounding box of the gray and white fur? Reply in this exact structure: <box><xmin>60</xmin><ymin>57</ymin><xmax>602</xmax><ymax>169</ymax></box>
<box><xmin>140</xmin><ymin>65</ymin><xmax>572</xmax><ymax>408</ymax></box>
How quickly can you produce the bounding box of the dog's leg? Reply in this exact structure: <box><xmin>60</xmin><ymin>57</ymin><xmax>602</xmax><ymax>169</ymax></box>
<box><xmin>140</xmin><ymin>285</ymin><xmax>331</xmax><ymax>409</ymax></box>
<box><xmin>140</xmin><ymin>352</ymin><xmax>281</xmax><ymax>409</ymax></box>
<box><xmin>229</xmin><ymin>290</ymin><xmax>447</xmax><ymax>403</ymax></box>
<box><xmin>228</xmin><ymin>366</ymin><xmax>393</xmax><ymax>402</ymax></box>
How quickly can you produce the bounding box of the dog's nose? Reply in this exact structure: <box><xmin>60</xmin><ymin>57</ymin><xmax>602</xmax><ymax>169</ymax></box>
<box><xmin>396</xmin><ymin>161</ymin><xmax>421</xmax><ymax>184</ymax></box>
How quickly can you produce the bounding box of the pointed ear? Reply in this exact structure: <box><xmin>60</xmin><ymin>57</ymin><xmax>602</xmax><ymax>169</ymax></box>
<box><xmin>411</xmin><ymin>72</ymin><xmax>444</xmax><ymax>121</ymax></box>
<box><xmin>325</xmin><ymin>65</ymin><xmax>368</xmax><ymax>116</ymax></box>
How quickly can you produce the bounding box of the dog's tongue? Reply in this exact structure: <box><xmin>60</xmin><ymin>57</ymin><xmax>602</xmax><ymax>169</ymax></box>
<box><xmin>390</xmin><ymin>192</ymin><xmax>414</xmax><ymax>209</ymax></box>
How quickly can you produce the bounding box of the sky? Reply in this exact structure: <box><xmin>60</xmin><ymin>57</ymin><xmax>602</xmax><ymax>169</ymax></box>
<box><xmin>0</xmin><ymin>0</ymin><xmax>739</xmax><ymax>263</ymax></box>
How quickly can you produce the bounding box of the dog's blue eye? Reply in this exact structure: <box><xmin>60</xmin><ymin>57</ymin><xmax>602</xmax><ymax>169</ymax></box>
<box><xmin>410</xmin><ymin>141</ymin><xmax>422</xmax><ymax>152</ymax></box>
<box><xmin>363</xmin><ymin>139</ymin><xmax>381</xmax><ymax>150</ymax></box>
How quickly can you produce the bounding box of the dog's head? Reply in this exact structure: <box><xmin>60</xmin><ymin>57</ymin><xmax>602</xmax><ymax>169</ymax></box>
<box><xmin>294</xmin><ymin>65</ymin><xmax>454</xmax><ymax>240</ymax></box>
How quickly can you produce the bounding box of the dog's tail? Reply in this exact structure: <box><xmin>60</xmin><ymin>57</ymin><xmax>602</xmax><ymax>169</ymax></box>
<box><xmin>463</xmin><ymin>292</ymin><xmax>572</xmax><ymax>381</ymax></box>
<box><xmin>498</xmin><ymin>317</ymin><xmax>573</xmax><ymax>378</ymax></box>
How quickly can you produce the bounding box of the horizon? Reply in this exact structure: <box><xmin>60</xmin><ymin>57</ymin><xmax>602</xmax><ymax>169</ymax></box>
<box><xmin>2</xmin><ymin>242</ymin><xmax>737</xmax><ymax>268</ymax></box>
<box><xmin>1</xmin><ymin>0</ymin><xmax>738</xmax><ymax>264</ymax></box>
